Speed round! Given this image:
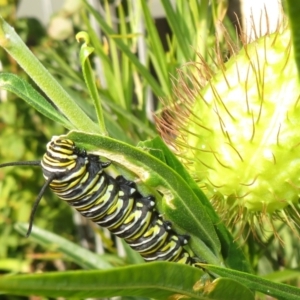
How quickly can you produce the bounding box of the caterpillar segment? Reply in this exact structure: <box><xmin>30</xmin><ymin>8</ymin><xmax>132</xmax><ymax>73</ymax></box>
<box><xmin>0</xmin><ymin>137</ymin><xmax>196</xmax><ymax>266</ymax></box>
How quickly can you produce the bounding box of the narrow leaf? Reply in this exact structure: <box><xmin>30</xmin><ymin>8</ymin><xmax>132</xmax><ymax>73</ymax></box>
<box><xmin>0</xmin><ymin>262</ymin><xmax>207</xmax><ymax>299</ymax></box>
<box><xmin>76</xmin><ymin>31</ymin><xmax>107</xmax><ymax>134</ymax></box>
<box><xmin>140</xmin><ymin>1</ymin><xmax>171</xmax><ymax>95</ymax></box>
<box><xmin>286</xmin><ymin>0</ymin><xmax>300</xmax><ymax>78</ymax></box>
<box><xmin>0</xmin><ymin>73</ymin><xmax>72</xmax><ymax>129</ymax></box>
<box><xmin>82</xmin><ymin>0</ymin><xmax>165</xmax><ymax>98</ymax></box>
<box><xmin>204</xmin><ymin>264</ymin><xmax>300</xmax><ymax>300</ymax></box>
<box><xmin>0</xmin><ymin>16</ymin><xmax>99</xmax><ymax>133</ymax></box>
<box><xmin>161</xmin><ymin>0</ymin><xmax>193</xmax><ymax>60</ymax></box>
<box><xmin>15</xmin><ymin>223</ymin><xmax>114</xmax><ymax>270</ymax></box>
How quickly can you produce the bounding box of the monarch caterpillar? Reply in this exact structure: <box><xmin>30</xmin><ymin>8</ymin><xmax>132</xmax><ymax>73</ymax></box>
<box><xmin>0</xmin><ymin>137</ymin><xmax>195</xmax><ymax>265</ymax></box>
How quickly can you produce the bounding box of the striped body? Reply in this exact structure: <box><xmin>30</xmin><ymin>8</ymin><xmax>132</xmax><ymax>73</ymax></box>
<box><xmin>42</xmin><ymin>138</ymin><xmax>194</xmax><ymax>264</ymax></box>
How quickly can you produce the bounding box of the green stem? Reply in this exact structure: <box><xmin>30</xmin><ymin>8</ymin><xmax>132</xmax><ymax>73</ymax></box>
<box><xmin>77</xmin><ymin>32</ymin><xmax>107</xmax><ymax>134</ymax></box>
<box><xmin>0</xmin><ymin>16</ymin><xmax>99</xmax><ymax>133</ymax></box>
<box><xmin>286</xmin><ymin>0</ymin><xmax>300</xmax><ymax>79</ymax></box>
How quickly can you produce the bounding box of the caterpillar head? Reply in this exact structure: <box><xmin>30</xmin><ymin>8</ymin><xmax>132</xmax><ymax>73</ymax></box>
<box><xmin>41</xmin><ymin>138</ymin><xmax>84</xmax><ymax>181</ymax></box>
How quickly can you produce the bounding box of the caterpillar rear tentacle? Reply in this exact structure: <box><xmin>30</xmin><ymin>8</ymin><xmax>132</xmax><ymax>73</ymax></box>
<box><xmin>0</xmin><ymin>137</ymin><xmax>197</xmax><ymax>266</ymax></box>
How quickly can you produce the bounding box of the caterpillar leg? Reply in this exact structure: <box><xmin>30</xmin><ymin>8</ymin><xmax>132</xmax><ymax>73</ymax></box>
<box><xmin>116</xmin><ymin>175</ymin><xmax>135</xmax><ymax>187</ymax></box>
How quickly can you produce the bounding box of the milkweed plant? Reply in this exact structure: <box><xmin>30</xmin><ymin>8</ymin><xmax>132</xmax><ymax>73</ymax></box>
<box><xmin>0</xmin><ymin>1</ymin><xmax>299</xmax><ymax>300</ymax></box>
<box><xmin>157</xmin><ymin>22</ymin><xmax>300</xmax><ymax>242</ymax></box>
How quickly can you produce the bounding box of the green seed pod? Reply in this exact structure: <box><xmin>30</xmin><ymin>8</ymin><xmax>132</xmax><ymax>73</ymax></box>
<box><xmin>158</xmin><ymin>27</ymin><xmax>300</xmax><ymax>236</ymax></box>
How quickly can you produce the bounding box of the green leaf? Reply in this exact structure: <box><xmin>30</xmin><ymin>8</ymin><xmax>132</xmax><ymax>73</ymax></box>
<box><xmin>0</xmin><ymin>16</ymin><xmax>99</xmax><ymax>133</ymax></box>
<box><xmin>14</xmin><ymin>223</ymin><xmax>114</xmax><ymax>270</ymax></box>
<box><xmin>82</xmin><ymin>0</ymin><xmax>165</xmax><ymax>98</ymax></box>
<box><xmin>0</xmin><ymin>73</ymin><xmax>72</xmax><ymax>129</ymax></box>
<box><xmin>140</xmin><ymin>1</ymin><xmax>171</xmax><ymax>96</ymax></box>
<box><xmin>196</xmin><ymin>277</ymin><xmax>254</xmax><ymax>300</ymax></box>
<box><xmin>103</xmin><ymin>97</ymin><xmax>157</xmax><ymax>138</ymax></box>
<box><xmin>204</xmin><ymin>264</ymin><xmax>300</xmax><ymax>300</ymax></box>
<box><xmin>161</xmin><ymin>0</ymin><xmax>193</xmax><ymax>60</ymax></box>
<box><xmin>263</xmin><ymin>269</ymin><xmax>300</xmax><ymax>283</ymax></box>
<box><xmin>0</xmin><ymin>262</ymin><xmax>249</xmax><ymax>300</ymax></box>
<box><xmin>104</xmin><ymin>113</ymin><xmax>134</xmax><ymax>144</ymax></box>
<box><xmin>76</xmin><ymin>31</ymin><xmax>107</xmax><ymax>134</ymax></box>
<box><xmin>0</xmin><ymin>262</ymin><xmax>256</xmax><ymax>300</ymax></box>
<box><xmin>286</xmin><ymin>0</ymin><xmax>300</xmax><ymax>77</ymax></box>
<box><xmin>65</xmin><ymin>130</ymin><xmax>222</xmax><ymax>266</ymax></box>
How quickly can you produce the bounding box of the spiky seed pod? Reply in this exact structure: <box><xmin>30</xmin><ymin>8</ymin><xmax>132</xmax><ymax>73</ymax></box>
<box><xmin>157</xmin><ymin>26</ymin><xmax>300</xmax><ymax>239</ymax></box>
